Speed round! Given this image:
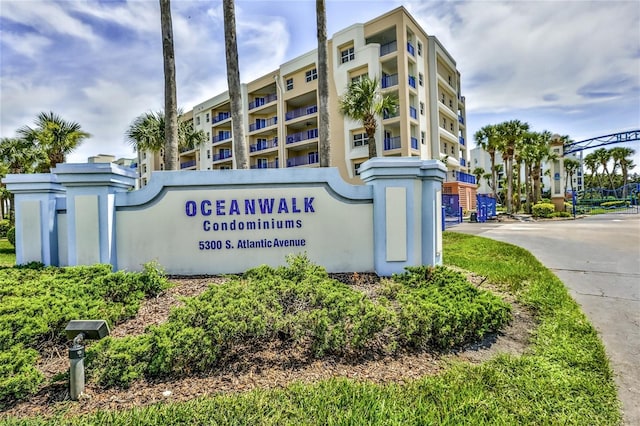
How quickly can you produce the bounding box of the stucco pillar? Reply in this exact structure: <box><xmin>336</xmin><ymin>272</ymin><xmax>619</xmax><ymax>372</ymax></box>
<box><xmin>52</xmin><ymin>163</ymin><xmax>137</xmax><ymax>268</ymax></box>
<box><xmin>2</xmin><ymin>174</ymin><xmax>65</xmax><ymax>265</ymax></box>
<box><xmin>360</xmin><ymin>157</ymin><xmax>446</xmax><ymax>276</ymax></box>
<box><xmin>549</xmin><ymin>135</ymin><xmax>566</xmax><ymax>212</ymax></box>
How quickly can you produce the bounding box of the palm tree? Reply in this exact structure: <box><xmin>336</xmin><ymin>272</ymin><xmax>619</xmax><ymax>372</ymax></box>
<box><xmin>17</xmin><ymin>111</ymin><xmax>90</xmax><ymax>171</ymax></box>
<box><xmin>316</xmin><ymin>0</ymin><xmax>330</xmax><ymax>167</ymax></box>
<box><xmin>338</xmin><ymin>75</ymin><xmax>398</xmax><ymax>159</ymax></box>
<box><xmin>472</xmin><ymin>167</ymin><xmax>485</xmax><ymax>187</ymax></box>
<box><xmin>594</xmin><ymin>148</ymin><xmax>614</xmax><ymax>190</ymax></box>
<box><xmin>474</xmin><ymin>124</ymin><xmax>499</xmax><ymax>201</ymax></box>
<box><xmin>611</xmin><ymin>147</ymin><xmax>636</xmax><ymax>198</ymax></box>
<box><xmin>564</xmin><ymin>157</ymin><xmax>580</xmax><ymax>196</ymax></box>
<box><xmin>495</xmin><ymin>120</ymin><xmax>529</xmax><ymax>214</ymax></box>
<box><xmin>0</xmin><ymin>137</ymin><xmax>41</xmax><ymax>220</ymax></box>
<box><xmin>583</xmin><ymin>151</ymin><xmax>599</xmax><ymax>189</ymax></box>
<box><xmin>223</xmin><ymin>0</ymin><xmax>248</xmax><ymax>169</ymax></box>
<box><xmin>127</xmin><ymin>110</ymin><xmax>206</xmax><ymax>155</ymax></box>
<box><xmin>159</xmin><ymin>0</ymin><xmax>179</xmax><ymax>170</ymax></box>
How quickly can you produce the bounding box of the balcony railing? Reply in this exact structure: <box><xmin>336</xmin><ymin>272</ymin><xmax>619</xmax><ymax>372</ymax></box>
<box><xmin>409</xmin><ymin>106</ymin><xmax>417</xmax><ymax>119</ymax></box>
<box><xmin>251</xmin><ymin>160</ymin><xmax>279</xmax><ymax>169</ymax></box>
<box><xmin>458</xmin><ymin>115</ymin><xmax>465</xmax><ymax>124</ymax></box>
<box><xmin>460</xmin><ymin>157</ymin><xmax>466</xmax><ymax>167</ymax></box>
<box><xmin>286</xmin><ymin>128</ymin><xmax>318</xmax><ymax>144</ymax></box>
<box><xmin>381</xmin><ymin>73</ymin><xmax>398</xmax><ymax>89</ymax></box>
<box><xmin>407</xmin><ymin>42</ymin><xmax>415</xmax><ymax>56</ymax></box>
<box><xmin>411</xmin><ymin>137</ymin><xmax>418</xmax><ymax>150</ymax></box>
<box><xmin>250</xmin><ymin>137</ymin><xmax>278</xmax><ymax>152</ymax></box>
<box><xmin>287</xmin><ymin>152</ymin><xmax>318</xmax><ymax>167</ymax></box>
<box><xmin>408</xmin><ymin>75</ymin><xmax>416</xmax><ymax>88</ymax></box>
<box><xmin>379</xmin><ymin>40</ymin><xmax>397</xmax><ymax>56</ymax></box>
<box><xmin>212</xmin><ymin>132</ymin><xmax>231</xmax><ymax>143</ymax></box>
<box><xmin>212</xmin><ymin>112</ymin><xmax>230</xmax><ymax>124</ymax></box>
<box><xmin>383</xmin><ymin>109</ymin><xmax>400</xmax><ymax>120</ymax></box>
<box><xmin>455</xmin><ymin>171</ymin><xmax>476</xmax><ymax>184</ymax></box>
<box><xmin>213</xmin><ymin>151</ymin><xmax>232</xmax><ymax>161</ymax></box>
<box><xmin>459</xmin><ymin>136</ymin><xmax>465</xmax><ymax>146</ymax></box>
<box><xmin>249</xmin><ymin>117</ymin><xmax>277</xmax><ymax>132</ymax></box>
<box><xmin>286</xmin><ymin>105</ymin><xmax>317</xmax><ymax>121</ymax></box>
<box><xmin>180</xmin><ymin>160</ymin><xmax>196</xmax><ymax>169</ymax></box>
<box><xmin>248</xmin><ymin>93</ymin><xmax>277</xmax><ymax>110</ymax></box>
<box><xmin>384</xmin><ymin>136</ymin><xmax>401</xmax><ymax>151</ymax></box>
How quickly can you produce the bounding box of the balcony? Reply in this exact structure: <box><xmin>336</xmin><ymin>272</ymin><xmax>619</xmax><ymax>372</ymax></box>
<box><xmin>383</xmin><ymin>109</ymin><xmax>400</xmax><ymax>120</ymax></box>
<box><xmin>459</xmin><ymin>136</ymin><xmax>465</xmax><ymax>146</ymax></box>
<box><xmin>409</xmin><ymin>106</ymin><xmax>417</xmax><ymax>119</ymax></box>
<box><xmin>458</xmin><ymin>115</ymin><xmax>465</xmax><ymax>124</ymax></box>
<box><xmin>384</xmin><ymin>136</ymin><xmax>401</xmax><ymax>151</ymax></box>
<box><xmin>408</xmin><ymin>75</ymin><xmax>416</xmax><ymax>89</ymax></box>
<box><xmin>249</xmin><ymin>93</ymin><xmax>277</xmax><ymax>110</ymax></box>
<box><xmin>213</xmin><ymin>151</ymin><xmax>232</xmax><ymax>161</ymax></box>
<box><xmin>460</xmin><ymin>157</ymin><xmax>466</xmax><ymax>167</ymax></box>
<box><xmin>180</xmin><ymin>160</ymin><xmax>196</xmax><ymax>169</ymax></box>
<box><xmin>286</xmin><ymin>128</ymin><xmax>318</xmax><ymax>144</ymax></box>
<box><xmin>249</xmin><ymin>117</ymin><xmax>277</xmax><ymax>132</ymax></box>
<box><xmin>251</xmin><ymin>160</ymin><xmax>278</xmax><ymax>169</ymax></box>
<box><xmin>381</xmin><ymin>73</ymin><xmax>398</xmax><ymax>89</ymax></box>
<box><xmin>455</xmin><ymin>171</ymin><xmax>476</xmax><ymax>184</ymax></box>
<box><xmin>407</xmin><ymin>42</ymin><xmax>415</xmax><ymax>56</ymax></box>
<box><xmin>250</xmin><ymin>137</ymin><xmax>278</xmax><ymax>152</ymax></box>
<box><xmin>411</xmin><ymin>137</ymin><xmax>418</xmax><ymax>150</ymax></box>
<box><xmin>212</xmin><ymin>131</ymin><xmax>231</xmax><ymax>143</ymax></box>
<box><xmin>212</xmin><ymin>112</ymin><xmax>230</xmax><ymax>124</ymax></box>
<box><xmin>286</xmin><ymin>105</ymin><xmax>317</xmax><ymax>121</ymax></box>
<box><xmin>287</xmin><ymin>152</ymin><xmax>318</xmax><ymax>167</ymax></box>
<box><xmin>380</xmin><ymin>40</ymin><xmax>397</xmax><ymax>56</ymax></box>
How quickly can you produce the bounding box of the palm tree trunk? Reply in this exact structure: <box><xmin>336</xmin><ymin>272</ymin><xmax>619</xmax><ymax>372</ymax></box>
<box><xmin>159</xmin><ymin>0</ymin><xmax>179</xmax><ymax>171</ymax></box>
<box><xmin>316</xmin><ymin>0</ymin><xmax>330</xmax><ymax>167</ymax></box>
<box><xmin>223</xmin><ymin>0</ymin><xmax>248</xmax><ymax>169</ymax></box>
<box><xmin>365</xmin><ymin>115</ymin><xmax>377</xmax><ymax>158</ymax></box>
<box><xmin>490</xmin><ymin>152</ymin><xmax>497</xmax><ymax>200</ymax></box>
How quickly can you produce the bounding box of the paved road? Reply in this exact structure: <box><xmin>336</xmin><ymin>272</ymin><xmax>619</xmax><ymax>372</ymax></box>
<box><xmin>450</xmin><ymin>214</ymin><xmax>640</xmax><ymax>425</ymax></box>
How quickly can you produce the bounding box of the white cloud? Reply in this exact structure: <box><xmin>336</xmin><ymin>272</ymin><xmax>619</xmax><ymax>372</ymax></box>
<box><xmin>0</xmin><ymin>31</ymin><xmax>52</xmax><ymax>59</ymax></box>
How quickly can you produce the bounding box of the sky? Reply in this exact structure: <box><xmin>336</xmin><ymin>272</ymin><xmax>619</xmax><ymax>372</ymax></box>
<box><xmin>1</xmin><ymin>0</ymin><xmax>639</xmax><ymax>166</ymax></box>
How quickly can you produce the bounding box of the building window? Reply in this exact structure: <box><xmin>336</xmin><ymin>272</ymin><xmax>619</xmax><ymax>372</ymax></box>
<box><xmin>305</xmin><ymin>68</ymin><xmax>318</xmax><ymax>82</ymax></box>
<box><xmin>420</xmin><ymin>102</ymin><xmax>425</xmax><ymax>115</ymax></box>
<box><xmin>340</xmin><ymin>47</ymin><xmax>355</xmax><ymax>63</ymax></box>
<box><xmin>160</xmin><ymin>163</ymin><xmax>164</xmax><ymax>171</ymax></box>
<box><xmin>286</xmin><ymin>78</ymin><xmax>293</xmax><ymax>91</ymax></box>
<box><xmin>206</xmin><ymin>113</ymin><xmax>210</xmax><ymax>122</ymax></box>
<box><xmin>450</xmin><ymin>122</ymin><xmax>454</xmax><ymax>131</ymax></box>
<box><xmin>257</xmin><ymin>158</ymin><xmax>268</xmax><ymax>169</ymax></box>
<box><xmin>207</xmin><ymin>149</ymin><xmax>211</xmax><ymax>159</ymax></box>
<box><xmin>351</xmin><ymin>73</ymin><xmax>366</xmax><ymax>84</ymax></box>
<box><xmin>142</xmin><ymin>164</ymin><xmax>147</xmax><ymax>173</ymax></box>
<box><xmin>451</xmin><ymin>146</ymin><xmax>454</xmax><ymax>154</ymax></box>
<box><xmin>196</xmin><ymin>116</ymin><xmax>200</xmax><ymax>125</ymax></box>
<box><xmin>354</xmin><ymin>162</ymin><xmax>362</xmax><ymax>175</ymax></box>
<box><xmin>419</xmin><ymin>73</ymin><xmax>423</xmax><ymax>86</ymax></box>
<box><xmin>417</xmin><ymin>41</ymin><xmax>423</xmax><ymax>56</ymax></box>
<box><xmin>206</xmin><ymin>132</ymin><xmax>210</xmax><ymax>140</ymax></box>
<box><xmin>421</xmin><ymin>131</ymin><xmax>426</xmax><ymax>145</ymax></box>
<box><xmin>449</xmin><ymin>99</ymin><xmax>453</xmax><ymax>108</ymax></box>
<box><xmin>448</xmin><ymin>75</ymin><xmax>452</xmax><ymax>85</ymax></box>
<box><xmin>352</xmin><ymin>132</ymin><xmax>369</xmax><ymax>147</ymax></box>
<box><xmin>442</xmin><ymin>118</ymin><xmax>446</xmax><ymax>127</ymax></box>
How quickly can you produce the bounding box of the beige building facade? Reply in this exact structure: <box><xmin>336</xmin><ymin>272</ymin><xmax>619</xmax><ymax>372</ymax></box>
<box><xmin>138</xmin><ymin>7</ymin><xmax>472</xmax><ymax>198</ymax></box>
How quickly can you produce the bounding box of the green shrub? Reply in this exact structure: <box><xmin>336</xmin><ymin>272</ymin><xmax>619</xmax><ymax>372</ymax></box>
<box><xmin>90</xmin><ymin>256</ymin><xmax>511</xmax><ymax>388</ymax></box>
<box><xmin>0</xmin><ymin>220</ymin><xmax>10</xmax><ymax>238</ymax></box>
<box><xmin>600</xmin><ymin>200</ymin><xmax>629</xmax><ymax>208</ymax></box>
<box><xmin>550</xmin><ymin>211</ymin><xmax>571</xmax><ymax>218</ymax></box>
<box><xmin>7</xmin><ymin>227</ymin><xmax>15</xmax><ymax>247</ymax></box>
<box><xmin>532</xmin><ymin>203</ymin><xmax>555</xmax><ymax>218</ymax></box>
<box><xmin>0</xmin><ymin>262</ymin><xmax>171</xmax><ymax>406</ymax></box>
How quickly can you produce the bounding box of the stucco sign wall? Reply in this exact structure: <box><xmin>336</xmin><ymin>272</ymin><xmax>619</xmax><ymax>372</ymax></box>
<box><xmin>4</xmin><ymin>158</ymin><xmax>446</xmax><ymax>276</ymax></box>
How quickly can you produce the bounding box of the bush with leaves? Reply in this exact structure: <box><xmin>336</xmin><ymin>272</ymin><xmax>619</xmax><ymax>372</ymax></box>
<box><xmin>0</xmin><ymin>262</ymin><xmax>171</xmax><ymax>406</ymax></box>
<box><xmin>7</xmin><ymin>227</ymin><xmax>15</xmax><ymax>247</ymax></box>
<box><xmin>532</xmin><ymin>203</ymin><xmax>555</xmax><ymax>218</ymax></box>
<box><xmin>90</xmin><ymin>256</ymin><xmax>511</xmax><ymax>389</ymax></box>
<box><xmin>0</xmin><ymin>220</ymin><xmax>10</xmax><ymax>238</ymax></box>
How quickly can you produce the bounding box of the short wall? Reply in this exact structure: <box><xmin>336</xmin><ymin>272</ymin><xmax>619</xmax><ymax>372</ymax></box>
<box><xmin>3</xmin><ymin>158</ymin><xmax>446</xmax><ymax>276</ymax></box>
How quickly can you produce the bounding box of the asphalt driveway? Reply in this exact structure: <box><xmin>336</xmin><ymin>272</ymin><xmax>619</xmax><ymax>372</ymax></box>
<box><xmin>450</xmin><ymin>214</ymin><xmax>640</xmax><ymax>425</ymax></box>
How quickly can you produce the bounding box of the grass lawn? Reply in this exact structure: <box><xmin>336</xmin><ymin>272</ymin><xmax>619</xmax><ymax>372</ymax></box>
<box><xmin>0</xmin><ymin>233</ymin><xmax>621</xmax><ymax>425</ymax></box>
<box><xmin>0</xmin><ymin>239</ymin><xmax>15</xmax><ymax>267</ymax></box>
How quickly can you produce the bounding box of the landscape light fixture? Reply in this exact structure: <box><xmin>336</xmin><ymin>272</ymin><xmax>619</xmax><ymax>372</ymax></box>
<box><xmin>64</xmin><ymin>320</ymin><xmax>110</xmax><ymax>400</ymax></box>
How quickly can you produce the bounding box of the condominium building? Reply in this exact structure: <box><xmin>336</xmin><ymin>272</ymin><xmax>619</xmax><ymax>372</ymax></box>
<box><xmin>138</xmin><ymin>6</ymin><xmax>473</xmax><ymax>206</ymax></box>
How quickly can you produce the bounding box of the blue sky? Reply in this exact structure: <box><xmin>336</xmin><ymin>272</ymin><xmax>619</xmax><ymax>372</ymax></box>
<box><xmin>1</xmin><ymin>0</ymin><xmax>639</xmax><ymax>165</ymax></box>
